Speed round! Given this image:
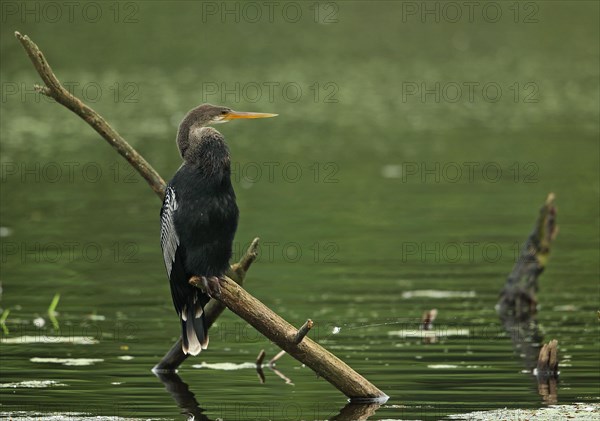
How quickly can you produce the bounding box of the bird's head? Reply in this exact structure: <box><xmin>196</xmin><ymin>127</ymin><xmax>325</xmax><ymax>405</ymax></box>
<box><xmin>184</xmin><ymin>103</ymin><xmax>278</xmax><ymax>127</ymax></box>
<box><xmin>176</xmin><ymin>103</ymin><xmax>277</xmax><ymax>163</ymax></box>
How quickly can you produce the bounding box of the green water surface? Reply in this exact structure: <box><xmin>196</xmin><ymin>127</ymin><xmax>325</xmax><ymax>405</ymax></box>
<box><xmin>0</xmin><ymin>1</ymin><xmax>598</xmax><ymax>420</ymax></box>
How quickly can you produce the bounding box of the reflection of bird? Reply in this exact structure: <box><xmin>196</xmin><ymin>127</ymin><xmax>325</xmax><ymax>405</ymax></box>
<box><xmin>160</xmin><ymin>104</ymin><xmax>276</xmax><ymax>355</ymax></box>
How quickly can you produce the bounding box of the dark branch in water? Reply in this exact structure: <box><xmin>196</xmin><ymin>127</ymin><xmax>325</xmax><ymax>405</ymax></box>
<box><xmin>498</xmin><ymin>192</ymin><xmax>558</xmax><ymax>318</ymax></box>
<box><xmin>497</xmin><ymin>193</ymin><xmax>559</xmax><ymax>404</ymax></box>
<box><xmin>16</xmin><ymin>32</ymin><xmax>387</xmax><ymax>402</ymax></box>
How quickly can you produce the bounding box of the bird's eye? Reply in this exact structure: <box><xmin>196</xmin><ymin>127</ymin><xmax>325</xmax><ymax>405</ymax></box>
<box><xmin>221</xmin><ymin>110</ymin><xmax>228</xmax><ymax>115</ymax></box>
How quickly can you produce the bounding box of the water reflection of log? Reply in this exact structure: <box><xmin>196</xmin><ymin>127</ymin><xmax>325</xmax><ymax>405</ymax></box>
<box><xmin>330</xmin><ymin>402</ymin><xmax>382</xmax><ymax>420</ymax></box>
<box><xmin>153</xmin><ymin>371</ymin><xmax>210</xmax><ymax>421</ymax></box>
<box><xmin>497</xmin><ymin>193</ymin><xmax>559</xmax><ymax>403</ymax></box>
<box><xmin>154</xmin><ymin>370</ymin><xmax>382</xmax><ymax>421</ymax></box>
<box><xmin>500</xmin><ymin>314</ymin><xmax>545</xmax><ymax>372</ymax></box>
<box><xmin>255</xmin><ymin>349</ymin><xmax>267</xmax><ymax>383</ymax></box>
<box><xmin>255</xmin><ymin>349</ymin><xmax>295</xmax><ymax>385</ymax></box>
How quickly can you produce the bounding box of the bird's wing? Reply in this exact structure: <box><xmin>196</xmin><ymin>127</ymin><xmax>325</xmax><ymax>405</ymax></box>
<box><xmin>161</xmin><ymin>185</ymin><xmax>191</xmax><ymax>317</ymax></box>
<box><xmin>160</xmin><ymin>185</ymin><xmax>180</xmax><ymax>278</ymax></box>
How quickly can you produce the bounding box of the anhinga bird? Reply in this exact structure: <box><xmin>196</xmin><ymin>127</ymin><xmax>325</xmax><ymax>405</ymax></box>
<box><xmin>160</xmin><ymin>104</ymin><xmax>276</xmax><ymax>355</ymax></box>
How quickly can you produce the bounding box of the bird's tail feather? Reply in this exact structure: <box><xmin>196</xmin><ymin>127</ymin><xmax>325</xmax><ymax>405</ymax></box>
<box><xmin>181</xmin><ymin>299</ymin><xmax>209</xmax><ymax>356</ymax></box>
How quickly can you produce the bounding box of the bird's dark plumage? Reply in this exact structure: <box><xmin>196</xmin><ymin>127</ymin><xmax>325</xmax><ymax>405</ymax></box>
<box><xmin>160</xmin><ymin>106</ymin><xmax>239</xmax><ymax>355</ymax></box>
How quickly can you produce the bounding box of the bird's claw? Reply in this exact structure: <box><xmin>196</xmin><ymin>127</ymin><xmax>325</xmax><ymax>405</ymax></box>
<box><xmin>201</xmin><ymin>276</ymin><xmax>222</xmax><ymax>298</ymax></box>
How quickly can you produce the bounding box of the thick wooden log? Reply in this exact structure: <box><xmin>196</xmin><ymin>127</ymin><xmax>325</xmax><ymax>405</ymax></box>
<box><xmin>190</xmin><ymin>275</ymin><xmax>387</xmax><ymax>401</ymax></box>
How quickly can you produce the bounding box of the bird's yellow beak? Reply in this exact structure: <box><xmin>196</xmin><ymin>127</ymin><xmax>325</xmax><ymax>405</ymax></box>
<box><xmin>222</xmin><ymin>111</ymin><xmax>278</xmax><ymax>121</ymax></box>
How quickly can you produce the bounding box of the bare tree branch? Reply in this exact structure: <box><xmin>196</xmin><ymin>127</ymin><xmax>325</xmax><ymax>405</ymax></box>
<box><xmin>15</xmin><ymin>31</ymin><xmax>166</xmax><ymax>198</ymax></box>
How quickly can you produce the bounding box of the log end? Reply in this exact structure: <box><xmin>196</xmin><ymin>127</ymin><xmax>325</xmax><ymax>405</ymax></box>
<box><xmin>348</xmin><ymin>393</ymin><xmax>390</xmax><ymax>404</ymax></box>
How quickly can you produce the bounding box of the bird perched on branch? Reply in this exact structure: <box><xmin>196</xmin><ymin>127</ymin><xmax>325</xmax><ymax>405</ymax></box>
<box><xmin>160</xmin><ymin>104</ymin><xmax>277</xmax><ymax>355</ymax></box>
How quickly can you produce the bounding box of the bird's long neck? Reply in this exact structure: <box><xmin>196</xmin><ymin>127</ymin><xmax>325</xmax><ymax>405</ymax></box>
<box><xmin>176</xmin><ymin>114</ymin><xmax>196</xmax><ymax>159</ymax></box>
<box><xmin>177</xmin><ymin>125</ymin><xmax>231</xmax><ymax>179</ymax></box>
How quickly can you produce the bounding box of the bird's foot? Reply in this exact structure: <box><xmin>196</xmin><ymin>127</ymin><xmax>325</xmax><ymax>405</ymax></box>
<box><xmin>200</xmin><ymin>276</ymin><xmax>222</xmax><ymax>298</ymax></box>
